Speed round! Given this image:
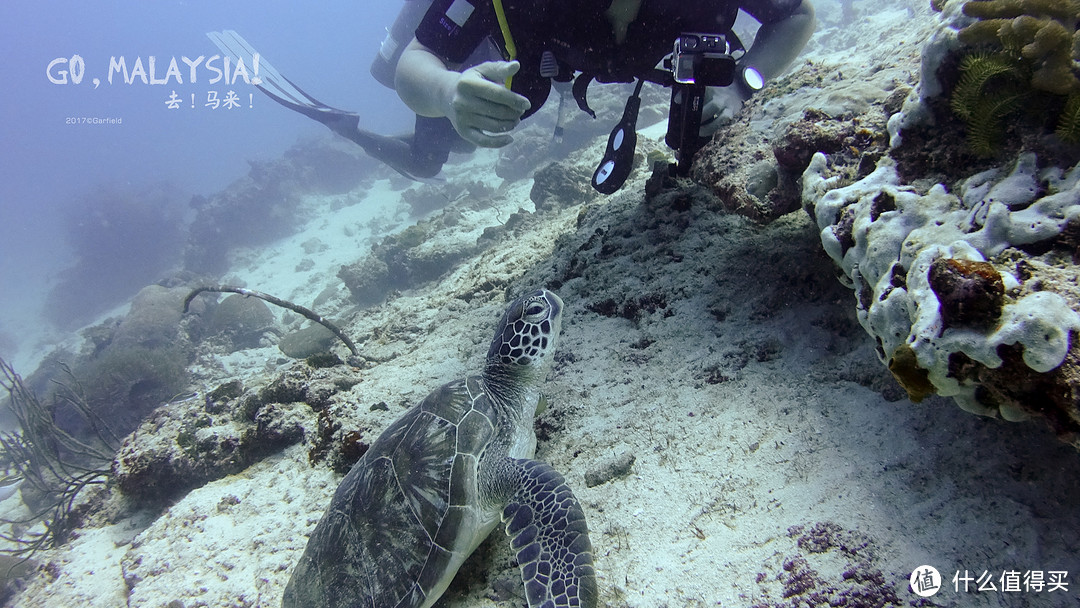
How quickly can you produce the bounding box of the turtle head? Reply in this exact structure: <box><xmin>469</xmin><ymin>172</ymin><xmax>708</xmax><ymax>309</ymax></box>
<box><xmin>485</xmin><ymin>289</ymin><xmax>563</xmax><ymax>380</ymax></box>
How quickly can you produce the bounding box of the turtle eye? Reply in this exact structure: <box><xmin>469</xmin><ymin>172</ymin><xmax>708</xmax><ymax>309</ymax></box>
<box><xmin>524</xmin><ymin>300</ymin><xmax>547</xmax><ymax>319</ymax></box>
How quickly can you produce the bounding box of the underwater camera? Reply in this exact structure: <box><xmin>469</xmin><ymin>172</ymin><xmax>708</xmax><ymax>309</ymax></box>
<box><xmin>670</xmin><ymin>33</ymin><xmax>737</xmax><ymax>86</ymax></box>
<box><xmin>665</xmin><ymin>33</ymin><xmax>736</xmax><ymax>176</ymax></box>
<box><xmin>591</xmin><ymin>32</ymin><xmax>739</xmax><ymax>194</ymax></box>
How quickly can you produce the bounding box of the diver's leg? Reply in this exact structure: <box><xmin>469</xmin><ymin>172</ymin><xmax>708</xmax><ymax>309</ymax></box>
<box><xmin>410</xmin><ymin>116</ymin><xmax>465</xmax><ymax>174</ymax></box>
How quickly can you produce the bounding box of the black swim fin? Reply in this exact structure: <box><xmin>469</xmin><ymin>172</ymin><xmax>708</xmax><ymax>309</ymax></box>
<box><xmin>206</xmin><ymin>30</ymin><xmax>443</xmax><ymax>182</ymax></box>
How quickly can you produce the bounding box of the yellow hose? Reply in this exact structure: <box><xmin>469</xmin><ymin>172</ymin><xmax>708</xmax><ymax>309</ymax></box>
<box><xmin>492</xmin><ymin>0</ymin><xmax>517</xmax><ymax>88</ymax></box>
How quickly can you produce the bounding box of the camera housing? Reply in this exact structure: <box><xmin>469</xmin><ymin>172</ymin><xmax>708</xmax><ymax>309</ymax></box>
<box><xmin>671</xmin><ymin>34</ymin><xmax>736</xmax><ymax>87</ymax></box>
<box><xmin>665</xmin><ymin>33</ymin><xmax>737</xmax><ymax>176</ymax></box>
<box><xmin>590</xmin><ymin>32</ymin><xmax>744</xmax><ymax>193</ymax></box>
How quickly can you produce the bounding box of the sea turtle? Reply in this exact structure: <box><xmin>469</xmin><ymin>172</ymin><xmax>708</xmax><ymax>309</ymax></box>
<box><xmin>283</xmin><ymin>289</ymin><xmax>596</xmax><ymax>608</ymax></box>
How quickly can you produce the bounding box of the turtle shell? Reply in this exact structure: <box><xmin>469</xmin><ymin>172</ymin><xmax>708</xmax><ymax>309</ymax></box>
<box><xmin>283</xmin><ymin>375</ymin><xmax>503</xmax><ymax>608</ymax></box>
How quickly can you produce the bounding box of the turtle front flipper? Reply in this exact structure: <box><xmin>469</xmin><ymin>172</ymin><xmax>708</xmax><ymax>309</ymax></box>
<box><xmin>501</xmin><ymin>458</ymin><xmax>597</xmax><ymax>608</ymax></box>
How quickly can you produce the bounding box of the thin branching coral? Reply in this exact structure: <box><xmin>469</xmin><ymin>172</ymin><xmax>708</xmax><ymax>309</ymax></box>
<box><xmin>0</xmin><ymin>358</ymin><xmax>116</xmax><ymax>559</ymax></box>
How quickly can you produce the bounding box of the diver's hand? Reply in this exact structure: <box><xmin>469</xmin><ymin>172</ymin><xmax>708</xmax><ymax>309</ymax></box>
<box><xmin>699</xmin><ymin>86</ymin><xmax>745</xmax><ymax>137</ymax></box>
<box><xmin>443</xmin><ymin>61</ymin><xmax>531</xmax><ymax>148</ymax></box>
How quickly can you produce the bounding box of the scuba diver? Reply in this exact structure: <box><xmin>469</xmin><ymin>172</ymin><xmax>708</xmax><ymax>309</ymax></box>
<box><xmin>209</xmin><ymin>0</ymin><xmax>814</xmax><ymax>191</ymax></box>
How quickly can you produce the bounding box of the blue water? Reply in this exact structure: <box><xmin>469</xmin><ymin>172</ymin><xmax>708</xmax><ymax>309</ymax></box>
<box><xmin>0</xmin><ymin>0</ymin><xmax>415</xmax><ymax>368</ymax></box>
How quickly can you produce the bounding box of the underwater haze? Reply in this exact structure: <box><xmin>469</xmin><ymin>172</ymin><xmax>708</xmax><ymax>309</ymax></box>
<box><xmin>0</xmin><ymin>0</ymin><xmax>413</xmax><ymax>370</ymax></box>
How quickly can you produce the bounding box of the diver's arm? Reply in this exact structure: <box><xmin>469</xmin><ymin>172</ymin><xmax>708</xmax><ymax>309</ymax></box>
<box><xmin>395</xmin><ymin>38</ymin><xmax>531</xmax><ymax>147</ymax></box>
<box><xmin>698</xmin><ymin>0</ymin><xmax>815</xmax><ymax>135</ymax></box>
<box><xmin>395</xmin><ymin>39</ymin><xmax>463</xmax><ymax>118</ymax></box>
<box><xmin>739</xmin><ymin>0</ymin><xmax>815</xmax><ymax>82</ymax></box>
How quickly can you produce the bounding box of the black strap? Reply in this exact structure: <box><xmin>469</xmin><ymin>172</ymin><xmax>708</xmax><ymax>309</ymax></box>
<box><xmin>641</xmin><ymin>67</ymin><xmax>674</xmax><ymax>88</ymax></box>
<box><xmin>571</xmin><ymin>73</ymin><xmax>597</xmax><ymax>119</ymax></box>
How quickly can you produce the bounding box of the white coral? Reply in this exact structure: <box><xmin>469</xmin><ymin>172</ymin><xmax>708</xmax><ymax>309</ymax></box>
<box><xmin>803</xmin><ymin>151</ymin><xmax>1080</xmax><ymax>417</ymax></box>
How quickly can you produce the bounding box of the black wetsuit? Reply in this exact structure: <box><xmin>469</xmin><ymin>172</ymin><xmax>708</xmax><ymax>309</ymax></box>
<box><xmin>407</xmin><ymin>0</ymin><xmax>803</xmax><ymax>174</ymax></box>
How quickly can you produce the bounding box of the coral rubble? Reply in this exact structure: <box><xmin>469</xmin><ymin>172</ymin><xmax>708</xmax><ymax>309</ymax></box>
<box><xmin>110</xmin><ymin>364</ymin><xmax>357</xmax><ymax>504</ymax></box>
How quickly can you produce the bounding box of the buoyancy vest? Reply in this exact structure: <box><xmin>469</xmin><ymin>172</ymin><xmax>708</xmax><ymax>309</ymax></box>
<box><xmin>507</xmin><ymin>0</ymin><xmax>745</xmax><ymax>117</ymax></box>
<box><xmin>416</xmin><ymin>0</ymin><xmax>800</xmax><ymax>118</ymax></box>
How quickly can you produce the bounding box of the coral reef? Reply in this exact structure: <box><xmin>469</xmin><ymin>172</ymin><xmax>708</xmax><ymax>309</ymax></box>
<box><xmin>13</xmin><ymin>283</ymin><xmax>198</xmax><ymax>464</ymax></box>
<box><xmin>206</xmin><ymin>293</ymin><xmax>277</xmax><ymax>351</ymax></box>
<box><xmin>803</xmin><ymin>4</ymin><xmax>1080</xmax><ymax>445</ymax></box>
<box><xmin>280</xmin><ymin>136</ymin><xmax>377</xmax><ymax>195</ymax></box>
<box><xmin>110</xmin><ymin>286</ymin><xmax>189</xmax><ymax>351</ymax></box>
<box><xmin>278</xmin><ymin>324</ymin><xmax>338</xmax><ymax>359</ymax></box>
<box><xmin>337</xmin><ymin>213</ymin><xmax>484</xmax><ymax>306</ymax></box>
<box><xmin>927</xmin><ymin>257</ymin><xmax>1006</xmax><ymax>330</ymax></box>
<box><xmin>948</xmin><ymin>51</ymin><xmax>1033</xmax><ymax>155</ymax></box>
<box><xmin>38</xmin><ymin>285</ymin><xmax>194</xmax><ymax>444</ymax></box>
<box><xmin>400</xmin><ymin>182</ymin><xmax>465</xmax><ymax>217</ymax></box>
<box><xmin>305</xmin><ymin>403</ymin><xmax>374</xmax><ymax>475</ymax></box>
<box><xmin>957</xmin><ymin>0</ymin><xmax>1080</xmax><ymax>96</ymax></box>
<box><xmin>184</xmin><ymin>136</ymin><xmax>374</xmax><ymax>276</ymax></box>
<box><xmin>896</xmin><ymin>0</ymin><xmax>1080</xmax><ymax>160</ymax></box>
<box><xmin>186</xmin><ymin>285</ymin><xmax>359</xmax><ymax>359</ymax></box>
<box><xmin>111</xmin><ymin>364</ymin><xmax>357</xmax><ymax>504</ymax></box>
<box><xmin>530</xmin><ymin>161</ymin><xmax>596</xmax><ymax>213</ymax></box>
<box><xmin>804</xmin><ymin>149</ymin><xmax>1080</xmax><ymax>438</ymax></box>
<box><xmin>691</xmin><ymin>61</ymin><xmax>896</xmax><ymax>223</ymax></box>
<box><xmin>0</xmin><ymin>358</ymin><xmax>115</xmax><ymax>558</ymax></box>
<box><xmin>336</xmin><ymin>255</ymin><xmax>393</xmax><ymax>307</ymax></box>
